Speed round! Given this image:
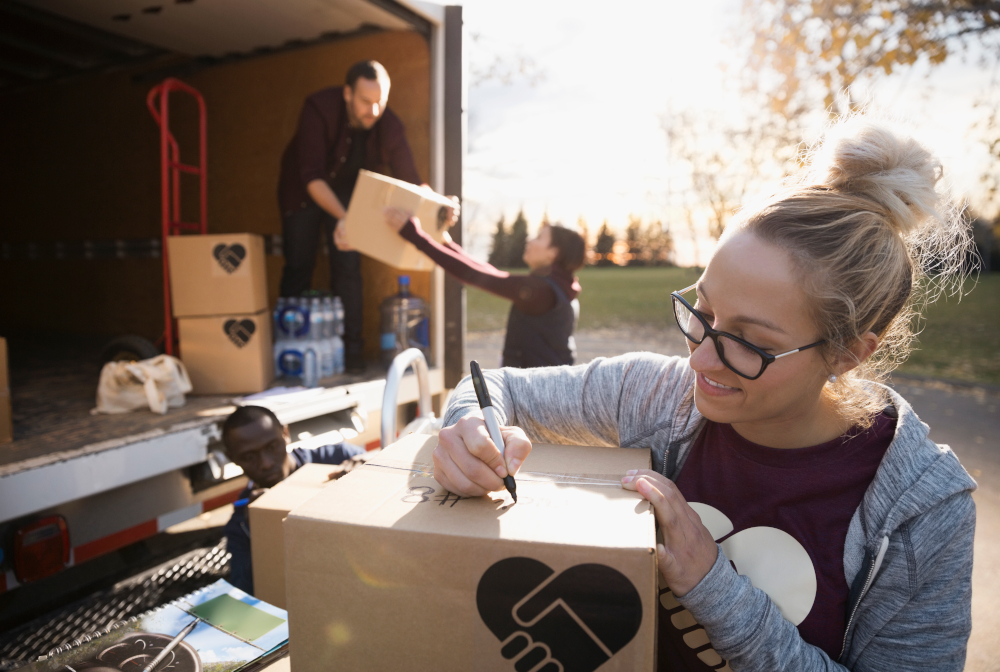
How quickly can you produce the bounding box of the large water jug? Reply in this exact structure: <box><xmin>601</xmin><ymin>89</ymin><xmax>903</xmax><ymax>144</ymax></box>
<box><xmin>379</xmin><ymin>275</ymin><xmax>430</xmax><ymax>369</ymax></box>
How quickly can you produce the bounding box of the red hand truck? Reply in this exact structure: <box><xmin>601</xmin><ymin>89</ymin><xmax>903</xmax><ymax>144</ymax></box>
<box><xmin>146</xmin><ymin>78</ymin><xmax>207</xmax><ymax>356</ymax></box>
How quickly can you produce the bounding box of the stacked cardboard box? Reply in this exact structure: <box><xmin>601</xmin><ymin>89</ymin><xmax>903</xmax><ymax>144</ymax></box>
<box><xmin>167</xmin><ymin>234</ymin><xmax>272</xmax><ymax>394</ymax></box>
<box><xmin>282</xmin><ymin>434</ymin><xmax>658</xmax><ymax>671</ymax></box>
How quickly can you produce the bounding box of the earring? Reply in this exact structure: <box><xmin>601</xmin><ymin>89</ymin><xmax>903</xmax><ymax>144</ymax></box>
<box><xmin>828</xmin><ymin>374</ymin><xmax>837</xmax><ymax>383</ymax></box>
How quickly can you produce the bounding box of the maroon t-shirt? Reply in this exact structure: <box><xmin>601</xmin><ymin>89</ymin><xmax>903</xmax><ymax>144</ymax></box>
<box><xmin>658</xmin><ymin>413</ymin><xmax>895</xmax><ymax>671</ymax></box>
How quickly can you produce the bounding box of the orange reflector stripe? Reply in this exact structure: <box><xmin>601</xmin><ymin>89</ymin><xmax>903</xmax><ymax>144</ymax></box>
<box><xmin>73</xmin><ymin>519</ymin><xmax>158</xmax><ymax>564</ymax></box>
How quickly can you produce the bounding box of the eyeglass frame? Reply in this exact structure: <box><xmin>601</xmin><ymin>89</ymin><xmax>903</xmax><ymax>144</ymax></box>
<box><xmin>670</xmin><ymin>283</ymin><xmax>826</xmax><ymax>380</ymax></box>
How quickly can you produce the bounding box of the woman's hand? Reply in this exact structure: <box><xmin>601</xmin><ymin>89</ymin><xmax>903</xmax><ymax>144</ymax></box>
<box><xmin>434</xmin><ymin>411</ymin><xmax>532</xmax><ymax>496</ymax></box>
<box><xmin>444</xmin><ymin>196</ymin><xmax>461</xmax><ymax>228</ymax></box>
<box><xmin>384</xmin><ymin>206</ymin><xmax>413</xmax><ymax>233</ymax></box>
<box><xmin>333</xmin><ymin>223</ymin><xmax>354</xmax><ymax>251</ymax></box>
<box><xmin>622</xmin><ymin>469</ymin><xmax>718</xmax><ymax>596</ymax></box>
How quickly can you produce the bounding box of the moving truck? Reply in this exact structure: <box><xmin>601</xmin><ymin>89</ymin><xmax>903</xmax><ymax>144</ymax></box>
<box><xmin>0</xmin><ymin>0</ymin><xmax>465</xmax><ymax>647</ymax></box>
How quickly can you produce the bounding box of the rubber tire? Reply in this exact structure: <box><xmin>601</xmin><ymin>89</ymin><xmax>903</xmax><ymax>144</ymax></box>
<box><xmin>100</xmin><ymin>335</ymin><xmax>160</xmax><ymax>364</ymax></box>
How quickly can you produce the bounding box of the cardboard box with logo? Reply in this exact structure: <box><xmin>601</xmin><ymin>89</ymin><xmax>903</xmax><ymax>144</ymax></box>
<box><xmin>167</xmin><ymin>233</ymin><xmax>272</xmax><ymax>394</ymax></box>
<box><xmin>249</xmin><ymin>464</ymin><xmax>341</xmax><ymax>609</ymax></box>
<box><xmin>167</xmin><ymin>233</ymin><xmax>268</xmax><ymax>318</ymax></box>
<box><xmin>283</xmin><ymin>434</ymin><xmax>657</xmax><ymax>672</ymax></box>
<box><xmin>341</xmin><ymin>170</ymin><xmax>455</xmax><ymax>271</ymax></box>
<box><xmin>177</xmin><ymin>311</ymin><xmax>273</xmax><ymax>395</ymax></box>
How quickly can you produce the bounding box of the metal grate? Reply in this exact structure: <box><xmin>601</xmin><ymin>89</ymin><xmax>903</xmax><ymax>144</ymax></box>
<box><xmin>0</xmin><ymin>540</ymin><xmax>230</xmax><ymax>667</ymax></box>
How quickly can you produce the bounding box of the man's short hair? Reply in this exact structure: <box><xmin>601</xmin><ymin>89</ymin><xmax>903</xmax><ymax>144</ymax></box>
<box><xmin>346</xmin><ymin>60</ymin><xmax>390</xmax><ymax>89</ymax></box>
<box><xmin>221</xmin><ymin>405</ymin><xmax>282</xmax><ymax>456</ymax></box>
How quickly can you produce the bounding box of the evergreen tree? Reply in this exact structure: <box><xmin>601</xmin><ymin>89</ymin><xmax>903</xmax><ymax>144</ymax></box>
<box><xmin>594</xmin><ymin>221</ymin><xmax>616</xmax><ymax>266</ymax></box>
<box><xmin>645</xmin><ymin>220</ymin><xmax>675</xmax><ymax>266</ymax></box>
<box><xmin>625</xmin><ymin>215</ymin><xmax>645</xmax><ymax>266</ymax></box>
<box><xmin>507</xmin><ymin>209</ymin><xmax>529</xmax><ymax>267</ymax></box>
<box><xmin>487</xmin><ymin>215</ymin><xmax>507</xmax><ymax>267</ymax></box>
<box><xmin>577</xmin><ymin>216</ymin><xmax>591</xmax><ymax>265</ymax></box>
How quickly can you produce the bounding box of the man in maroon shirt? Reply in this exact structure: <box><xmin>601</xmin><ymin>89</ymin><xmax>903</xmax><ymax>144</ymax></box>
<box><xmin>278</xmin><ymin>60</ymin><xmax>422</xmax><ymax>372</ymax></box>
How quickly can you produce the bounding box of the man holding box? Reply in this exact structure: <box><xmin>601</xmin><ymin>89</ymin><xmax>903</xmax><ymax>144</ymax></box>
<box><xmin>278</xmin><ymin>60</ymin><xmax>421</xmax><ymax>373</ymax></box>
<box><xmin>220</xmin><ymin>405</ymin><xmax>365</xmax><ymax>595</ymax></box>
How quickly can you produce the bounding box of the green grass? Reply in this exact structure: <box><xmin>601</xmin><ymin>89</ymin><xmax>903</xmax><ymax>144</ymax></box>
<box><xmin>467</xmin><ymin>266</ymin><xmax>703</xmax><ymax>331</ymax></box>
<box><xmin>467</xmin><ymin>266</ymin><xmax>999</xmax><ymax>386</ymax></box>
<box><xmin>898</xmin><ymin>274</ymin><xmax>1000</xmax><ymax>386</ymax></box>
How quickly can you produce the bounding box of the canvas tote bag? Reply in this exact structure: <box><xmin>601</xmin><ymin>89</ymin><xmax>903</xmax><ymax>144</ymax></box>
<box><xmin>93</xmin><ymin>355</ymin><xmax>193</xmax><ymax>415</ymax></box>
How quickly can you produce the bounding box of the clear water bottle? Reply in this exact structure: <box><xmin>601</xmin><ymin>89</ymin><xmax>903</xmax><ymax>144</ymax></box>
<box><xmin>274</xmin><ymin>337</ymin><xmax>305</xmax><ymax>380</ymax></box>
<box><xmin>332</xmin><ymin>296</ymin><xmax>345</xmax><ymax>336</ymax></box>
<box><xmin>312</xmin><ymin>297</ymin><xmax>334</xmax><ymax>379</ymax></box>
<box><xmin>273</xmin><ymin>297</ymin><xmax>286</xmax><ymax>337</ymax></box>
<box><xmin>302</xmin><ymin>346</ymin><xmax>319</xmax><ymax>388</ymax></box>
<box><xmin>323</xmin><ymin>297</ymin><xmax>344</xmax><ymax>374</ymax></box>
<box><xmin>280</xmin><ymin>297</ymin><xmax>309</xmax><ymax>338</ymax></box>
<box><xmin>379</xmin><ymin>275</ymin><xmax>430</xmax><ymax>369</ymax></box>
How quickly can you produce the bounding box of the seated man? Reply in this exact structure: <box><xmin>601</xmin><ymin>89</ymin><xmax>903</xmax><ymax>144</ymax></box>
<box><xmin>220</xmin><ymin>405</ymin><xmax>365</xmax><ymax>595</ymax></box>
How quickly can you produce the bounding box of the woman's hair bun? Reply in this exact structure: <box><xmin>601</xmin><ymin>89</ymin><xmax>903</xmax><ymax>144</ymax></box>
<box><xmin>802</xmin><ymin>117</ymin><xmax>944</xmax><ymax>237</ymax></box>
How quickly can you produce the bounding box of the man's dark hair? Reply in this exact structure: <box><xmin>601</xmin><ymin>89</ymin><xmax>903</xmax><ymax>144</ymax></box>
<box><xmin>346</xmin><ymin>60</ymin><xmax>390</xmax><ymax>89</ymax></box>
<box><xmin>221</xmin><ymin>405</ymin><xmax>282</xmax><ymax>455</ymax></box>
<box><xmin>547</xmin><ymin>224</ymin><xmax>587</xmax><ymax>274</ymax></box>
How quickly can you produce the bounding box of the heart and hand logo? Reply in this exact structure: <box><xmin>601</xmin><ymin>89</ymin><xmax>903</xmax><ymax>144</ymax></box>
<box><xmin>224</xmin><ymin>319</ymin><xmax>256</xmax><ymax>348</ymax></box>
<box><xmin>477</xmin><ymin>558</ymin><xmax>643</xmax><ymax>672</ymax></box>
<box><xmin>213</xmin><ymin>243</ymin><xmax>247</xmax><ymax>273</ymax></box>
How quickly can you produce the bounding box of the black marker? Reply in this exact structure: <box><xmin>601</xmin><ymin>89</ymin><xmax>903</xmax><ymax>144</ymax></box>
<box><xmin>470</xmin><ymin>360</ymin><xmax>517</xmax><ymax>503</ymax></box>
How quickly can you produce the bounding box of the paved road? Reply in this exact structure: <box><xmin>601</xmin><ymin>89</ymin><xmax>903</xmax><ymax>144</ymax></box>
<box><xmin>890</xmin><ymin>378</ymin><xmax>1000</xmax><ymax>672</ymax></box>
<box><xmin>468</xmin><ymin>329</ymin><xmax>1000</xmax><ymax>670</ymax></box>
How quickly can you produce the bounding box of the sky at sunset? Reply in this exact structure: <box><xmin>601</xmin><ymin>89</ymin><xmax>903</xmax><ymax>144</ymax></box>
<box><xmin>436</xmin><ymin>0</ymin><xmax>999</xmax><ymax>265</ymax></box>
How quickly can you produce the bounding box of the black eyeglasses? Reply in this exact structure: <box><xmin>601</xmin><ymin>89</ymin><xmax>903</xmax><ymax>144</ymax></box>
<box><xmin>670</xmin><ymin>283</ymin><xmax>825</xmax><ymax>380</ymax></box>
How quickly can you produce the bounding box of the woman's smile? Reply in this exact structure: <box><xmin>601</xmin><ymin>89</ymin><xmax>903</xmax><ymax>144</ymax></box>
<box><xmin>697</xmin><ymin>372</ymin><xmax>741</xmax><ymax>396</ymax></box>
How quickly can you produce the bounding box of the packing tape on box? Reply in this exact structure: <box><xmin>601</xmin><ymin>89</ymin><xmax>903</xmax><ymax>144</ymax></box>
<box><xmin>362</xmin><ymin>459</ymin><xmax>625</xmax><ymax>487</ymax></box>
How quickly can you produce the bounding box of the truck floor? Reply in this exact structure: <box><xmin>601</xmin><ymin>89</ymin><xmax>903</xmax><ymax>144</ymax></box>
<box><xmin>2</xmin><ymin>334</ymin><xmax>234</xmax><ymax>472</ymax></box>
<box><xmin>2</xmin><ymin>333</ymin><xmax>387</xmax><ymax>473</ymax></box>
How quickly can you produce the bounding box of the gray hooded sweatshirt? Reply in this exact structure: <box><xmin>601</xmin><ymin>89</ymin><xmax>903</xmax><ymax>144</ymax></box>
<box><xmin>443</xmin><ymin>353</ymin><xmax>977</xmax><ymax>671</ymax></box>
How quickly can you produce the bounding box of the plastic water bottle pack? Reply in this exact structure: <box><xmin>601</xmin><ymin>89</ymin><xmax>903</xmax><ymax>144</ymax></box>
<box><xmin>273</xmin><ymin>297</ymin><xmax>319</xmax><ymax>387</ymax></box>
<box><xmin>272</xmin><ymin>293</ymin><xmax>347</xmax><ymax>387</ymax></box>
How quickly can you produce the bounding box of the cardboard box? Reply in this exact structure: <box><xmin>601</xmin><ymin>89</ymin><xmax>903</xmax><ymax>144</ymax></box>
<box><xmin>250</xmin><ymin>464</ymin><xmax>341</xmax><ymax>609</ymax></box>
<box><xmin>284</xmin><ymin>434</ymin><xmax>657</xmax><ymax>672</ymax></box>
<box><xmin>178</xmin><ymin>309</ymin><xmax>273</xmax><ymax>394</ymax></box>
<box><xmin>167</xmin><ymin>233</ymin><xmax>268</xmax><ymax>318</ymax></box>
<box><xmin>0</xmin><ymin>337</ymin><xmax>11</xmax><ymax>444</ymax></box>
<box><xmin>341</xmin><ymin>170</ymin><xmax>455</xmax><ymax>271</ymax></box>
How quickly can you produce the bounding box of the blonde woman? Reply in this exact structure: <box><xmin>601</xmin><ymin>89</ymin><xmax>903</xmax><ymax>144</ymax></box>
<box><xmin>435</xmin><ymin>118</ymin><xmax>976</xmax><ymax>671</ymax></box>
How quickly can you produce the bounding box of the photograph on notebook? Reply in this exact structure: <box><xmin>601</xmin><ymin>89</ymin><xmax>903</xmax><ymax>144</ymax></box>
<box><xmin>26</xmin><ymin>580</ymin><xmax>288</xmax><ymax>672</ymax></box>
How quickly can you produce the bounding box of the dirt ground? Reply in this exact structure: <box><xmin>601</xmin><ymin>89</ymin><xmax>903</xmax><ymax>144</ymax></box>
<box><xmin>467</xmin><ymin>327</ymin><xmax>1000</xmax><ymax>672</ymax></box>
<box><xmin>466</xmin><ymin>325</ymin><xmax>691</xmax><ymax>369</ymax></box>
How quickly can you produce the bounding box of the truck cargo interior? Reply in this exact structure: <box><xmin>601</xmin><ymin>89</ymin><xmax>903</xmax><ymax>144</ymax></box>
<box><xmin>0</xmin><ymin>0</ymin><xmax>463</xmax><ymax>654</ymax></box>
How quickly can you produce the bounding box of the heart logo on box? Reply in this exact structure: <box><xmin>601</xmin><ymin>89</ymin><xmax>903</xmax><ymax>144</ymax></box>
<box><xmin>477</xmin><ymin>557</ymin><xmax>642</xmax><ymax>672</ymax></box>
<box><xmin>224</xmin><ymin>319</ymin><xmax>256</xmax><ymax>348</ymax></box>
<box><xmin>213</xmin><ymin>243</ymin><xmax>246</xmax><ymax>273</ymax></box>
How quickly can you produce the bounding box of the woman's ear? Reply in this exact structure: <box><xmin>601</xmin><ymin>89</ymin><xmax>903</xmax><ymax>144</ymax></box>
<box><xmin>835</xmin><ymin>331</ymin><xmax>879</xmax><ymax>375</ymax></box>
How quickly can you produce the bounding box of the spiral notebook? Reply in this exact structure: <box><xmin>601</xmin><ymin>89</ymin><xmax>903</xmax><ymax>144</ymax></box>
<box><xmin>24</xmin><ymin>580</ymin><xmax>288</xmax><ymax>672</ymax></box>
